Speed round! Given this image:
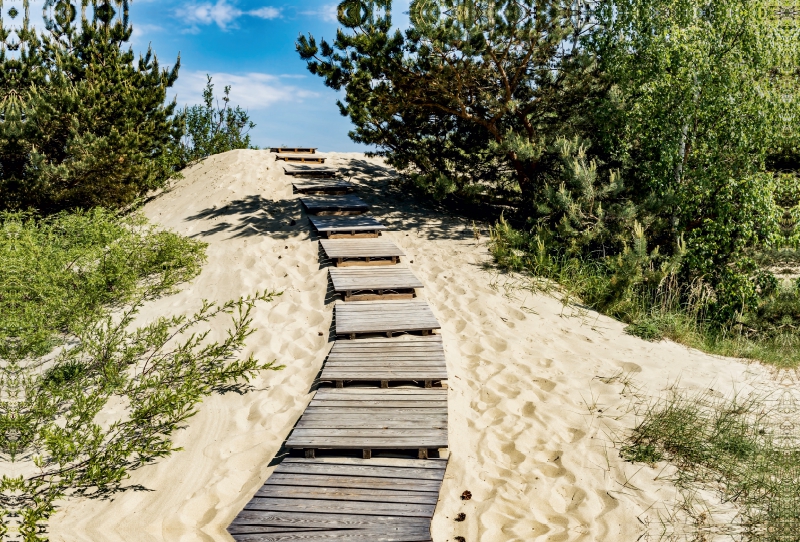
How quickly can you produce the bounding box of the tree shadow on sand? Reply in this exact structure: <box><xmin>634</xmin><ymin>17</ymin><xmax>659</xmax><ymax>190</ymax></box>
<box><xmin>184</xmin><ymin>194</ymin><xmax>312</xmax><ymax>240</ymax></box>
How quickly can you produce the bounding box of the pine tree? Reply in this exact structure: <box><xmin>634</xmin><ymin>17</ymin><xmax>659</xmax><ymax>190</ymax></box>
<box><xmin>0</xmin><ymin>1</ymin><xmax>183</xmax><ymax>213</ymax></box>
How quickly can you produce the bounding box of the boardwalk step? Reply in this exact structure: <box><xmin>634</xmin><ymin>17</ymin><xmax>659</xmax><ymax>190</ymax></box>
<box><xmin>310</xmin><ymin>215</ymin><xmax>386</xmax><ymax>238</ymax></box>
<box><xmin>301</xmin><ymin>195</ymin><xmax>369</xmax><ymax>215</ymax></box>
<box><xmin>284</xmin><ymin>165</ymin><xmax>338</xmax><ymax>177</ymax></box>
<box><xmin>277</xmin><ymin>154</ymin><xmax>326</xmax><ymax>163</ymax></box>
<box><xmin>335</xmin><ymin>300</ymin><xmax>441</xmax><ymax>337</ymax></box>
<box><xmin>329</xmin><ymin>267</ymin><xmax>423</xmax><ymax>301</ymax></box>
<box><xmin>294</xmin><ymin>179</ymin><xmax>355</xmax><ymax>195</ymax></box>
<box><xmin>285</xmin><ymin>390</ymin><xmax>448</xmax><ymax>451</ymax></box>
<box><xmin>271</xmin><ymin>147</ymin><xmax>316</xmax><ymax>154</ymax></box>
<box><xmin>319</xmin><ymin>336</ymin><xmax>448</xmax><ymax>387</ymax></box>
<box><xmin>228</xmin><ymin>459</ymin><xmax>443</xmax><ymax>541</ymax></box>
<box><xmin>321</xmin><ymin>238</ymin><xmax>405</xmax><ymax>267</ymax></box>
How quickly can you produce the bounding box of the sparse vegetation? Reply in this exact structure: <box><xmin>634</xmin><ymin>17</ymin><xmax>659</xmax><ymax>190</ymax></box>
<box><xmin>0</xmin><ymin>210</ymin><xmax>280</xmax><ymax>538</ymax></box>
<box><xmin>623</xmin><ymin>389</ymin><xmax>800</xmax><ymax>540</ymax></box>
<box><xmin>179</xmin><ymin>75</ymin><xmax>257</xmax><ymax>166</ymax></box>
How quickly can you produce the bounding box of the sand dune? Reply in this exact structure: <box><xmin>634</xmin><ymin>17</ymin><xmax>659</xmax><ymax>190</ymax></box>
<box><xmin>50</xmin><ymin>150</ymin><xmax>776</xmax><ymax>541</ymax></box>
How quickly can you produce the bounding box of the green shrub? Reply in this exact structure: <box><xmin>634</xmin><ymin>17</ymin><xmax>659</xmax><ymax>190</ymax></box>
<box><xmin>179</xmin><ymin>76</ymin><xmax>257</xmax><ymax>166</ymax></box>
<box><xmin>0</xmin><ymin>210</ymin><xmax>281</xmax><ymax>537</ymax></box>
<box><xmin>623</xmin><ymin>390</ymin><xmax>797</xmax><ymax>540</ymax></box>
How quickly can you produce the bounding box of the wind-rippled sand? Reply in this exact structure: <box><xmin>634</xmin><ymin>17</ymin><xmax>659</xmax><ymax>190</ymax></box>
<box><xmin>51</xmin><ymin>150</ymin><xmax>776</xmax><ymax>541</ymax></box>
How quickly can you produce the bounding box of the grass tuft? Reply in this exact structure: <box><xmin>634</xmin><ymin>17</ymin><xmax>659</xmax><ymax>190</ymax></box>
<box><xmin>623</xmin><ymin>390</ymin><xmax>800</xmax><ymax>541</ymax></box>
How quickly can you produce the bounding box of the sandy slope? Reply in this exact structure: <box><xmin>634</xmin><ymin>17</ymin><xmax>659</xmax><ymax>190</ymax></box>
<box><xmin>50</xmin><ymin>150</ymin><xmax>777</xmax><ymax>541</ymax></box>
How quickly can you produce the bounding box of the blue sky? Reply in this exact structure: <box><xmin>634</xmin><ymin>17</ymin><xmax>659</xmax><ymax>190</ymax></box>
<box><xmin>121</xmin><ymin>0</ymin><xmax>410</xmax><ymax>152</ymax></box>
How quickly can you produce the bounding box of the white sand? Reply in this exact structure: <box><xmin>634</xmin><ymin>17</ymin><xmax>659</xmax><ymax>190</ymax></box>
<box><xmin>50</xmin><ymin>150</ymin><xmax>777</xmax><ymax>541</ymax></box>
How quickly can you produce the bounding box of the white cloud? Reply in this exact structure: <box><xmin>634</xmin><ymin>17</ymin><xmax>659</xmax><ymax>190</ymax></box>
<box><xmin>248</xmin><ymin>7</ymin><xmax>281</xmax><ymax>19</ymax></box>
<box><xmin>131</xmin><ymin>23</ymin><xmax>164</xmax><ymax>46</ymax></box>
<box><xmin>301</xmin><ymin>4</ymin><xmax>338</xmax><ymax>23</ymax></box>
<box><xmin>175</xmin><ymin>1</ymin><xmax>281</xmax><ymax>30</ymax></box>
<box><xmin>170</xmin><ymin>71</ymin><xmax>318</xmax><ymax>111</ymax></box>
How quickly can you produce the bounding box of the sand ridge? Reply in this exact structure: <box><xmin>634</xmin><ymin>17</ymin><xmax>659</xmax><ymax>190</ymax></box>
<box><xmin>50</xmin><ymin>150</ymin><xmax>777</xmax><ymax>541</ymax></box>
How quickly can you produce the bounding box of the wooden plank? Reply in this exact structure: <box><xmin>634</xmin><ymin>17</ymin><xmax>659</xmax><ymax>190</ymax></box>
<box><xmin>317</xmin><ymin>376</ymin><xmax>449</xmax><ymax>382</ymax></box>
<box><xmin>329</xmin><ymin>268</ymin><xmax>424</xmax><ymax>294</ymax></box>
<box><xmin>300</xmin><ymin>401</ymin><xmax>446</xmax><ymax>409</ymax></box>
<box><xmin>296</xmin><ymin>417</ymin><xmax>448</xmax><ymax>428</ymax></box>
<box><xmin>301</xmin><ymin>195</ymin><xmax>369</xmax><ymax>215</ymax></box>
<box><xmin>230</xmin><ymin>510</ymin><xmax>430</xmax><ymax>528</ymax></box>
<box><xmin>274</xmin><ymin>465</ymin><xmax>445</xmax><ymax>479</ymax></box>
<box><xmin>285</xmin><ymin>436</ymin><xmax>447</xmax><ymax>449</ymax></box>
<box><xmin>326</xmin><ymin>361</ymin><xmax>446</xmax><ymax>368</ymax></box>
<box><xmin>313</xmin><ymin>389</ymin><xmax>446</xmax><ymax>399</ymax></box>
<box><xmin>231</xmin><ymin>530</ymin><xmax>431</xmax><ymax>542</ymax></box>
<box><xmin>322</xmin><ymin>369</ymin><xmax>447</xmax><ymax>375</ymax></box>
<box><xmin>335</xmin><ymin>301</ymin><xmax>440</xmax><ymax>335</ymax></box>
<box><xmin>255</xmin><ymin>485</ymin><xmax>440</xmax><ymax>504</ymax></box>
<box><xmin>322</xmin><ymin>336</ymin><xmax>447</xmax><ymax>378</ymax></box>
<box><xmin>276</xmin><ymin>155</ymin><xmax>326</xmax><ymax>163</ymax></box>
<box><xmin>263</xmin><ymin>474</ymin><xmax>443</xmax><ymax>492</ymax></box>
<box><xmin>231</xmin><ymin>529</ymin><xmax>431</xmax><ymax>542</ymax></box>
<box><xmin>290</xmin><ymin>432</ymin><xmax>447</xmax><ymax>440</ymax></box>
<box><xmin>284</xmin><ymin>165</ymin><xmax>338</xmax><ymax>177</ymax></box>
<box><xmin>278</xmin><ymin>457</ymin><xmax>447</xmax><ymax>470</ymax></box>
<box><xmin>306</xmin><ymin>407</ymin><xmax>446</xmax><ymax>415</ymax></box>
<box><xmin>244</xmin><ymin>497</ymin><xmax>435</xmax><ymax>517</ymax></box>
<box><xmin>309</xmin><ymin>216</ymin><xmax>386</xmax><ymax>237</ymax></box>
<box><xmin>271</xmin><ymin>147</ymin><xmax>316</xmax><ymax>154</ymax></box>
<box><xmin>320</xmin><ymin>239</ymin><xmax>405</xmax><ymax>260</ymax></box>
<box><xmin>293</xmin><ymin>179</ymin><xmax>355</xmax><ymax>195</ymax></box>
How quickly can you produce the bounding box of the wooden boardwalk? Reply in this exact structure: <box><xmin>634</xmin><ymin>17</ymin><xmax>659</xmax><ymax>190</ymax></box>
<box><xmin>329</xmin><ymin>267</ymin><xmax>423</xmax><ymax>301</ymax></box>
<box><xmin>271</xmin><ymin>147</ymin><xmax>317</xmax><ymax>154</ymax></box>
<box><xmin>284</xmin><ymin>164</ymin><xmax>338</xmax><ymax>177</ymax></box>
<box><xmin>320</xmin><ymin>239</ymin><xmax>405</xmax><ymax>266</ymax></box>
<box><xmin>301</xmin><ymin>195</ymin><xmax>369</xmax><ymax>216</ymax></box>
<box><xmin>227</xmin><ymin>151</ymin><xmax>450</xmax><ymax>541</ymax></box>
<box><xmin>228</xmin><ymin>457</ymin><xmax>446</xmax><ymax>542</ymax></box>
<box><xmin>319</xmin><ymin>336</ymin><xmax>448</xmax><ymax>388</ymax></box>
<box><xmin>310</xmin><ymin>215</ymin><xmax>386</xmax><ymax>238</ymax></box>
<box><xmin>335</xmin><ymin>300</ymin><xmax>441</xmax><ymax>339</ymax></box>
<box><xmin>286</xmin><ymin>389</ymin><xmax>448</xmax><ymax>459</ymax></box>
<box><xmin>294</xmin><ymin>179</ymin><xmax>355</xmax><ymax>195</ymax></box>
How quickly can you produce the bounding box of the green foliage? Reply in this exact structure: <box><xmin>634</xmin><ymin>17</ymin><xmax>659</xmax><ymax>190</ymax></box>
<box><xmin>623</xmin><ymin>390</ymin><xmax>800</xmax><ymax>540</ymax></box>
<box><xmin>297</xmin><ymin>0</ymin><xmax>601</xmax><ymax>204</ymax></box>
<box><xmin>0</xmin><ymin>209</ymin><xmax>206</xmax><ymax>360</ymax></box>
<box><xmin>0</xmin><ymin>211</ymin><xmax>281</xmax><ymax>537</ymax></box>
<box><xmin>299</xmin><ymin>0</ymin><xmax>788</xmax><ymax>326</ymax></box>
<box><xmin>491</xmin><ymin>219</ymin><xmax>800</xmax><ymax>367</ymax></box>
<box><xmin>0</xmin><ymin>1</ymin><xmax>183</xmax><ymax>213</ymax></box>
<box><xmin>179</xmin><ymin>75</ymin><xmax>257</xmax><ymax>165</ymax></box>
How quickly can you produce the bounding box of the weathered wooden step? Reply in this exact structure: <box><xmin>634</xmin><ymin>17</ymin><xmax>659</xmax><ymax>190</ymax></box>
<box><xmin>310</xmin><ymin>215</ymin><xmax>386</xmax><ymax>238</ymax></box>
<box><xmin>277</xmin><ymin>154</ymin><xmax>326</xmax><ymax>164</ymax></box>
<box><xmin>270</xmin><ymin>147</ymin><xmax>316</xmax><ymax>154</ymax></box>
<box><xmin>285</xmin><ymin>389</ymin><xmax>448</xmax><ymax>457</ymax></box>
<box><xmin>293</xmin><ymin>179</ymin><xmax>355</xmax><ymax>195</ymax></box>
<box><xmin>319</xmin><ymin>336</ymin><xmax>447</xmax><ymax>387</ymax></box>
<box><xmin>320</xmin><ymin>238</ymin><xmax>405</xmax><ymax>267</ymax></box>
<box><xmin>329</xmin><ymin>267</ymin><xmax>423</xmax><ymax>301</ymax></box>
<box><xmin>284</xmin><ymin>164</ymin><xmax>338</xmax><ymax>177</ymax></box>
<box><xmin>228</xmin><ymin>458</ymin><xmax>446</xmax><ymax>541</ymax></box>
<box><xmin>335</xmin><ymin>300</ymin><xmax>441</xmax><ymax>338</ymax></box>
<box><xmin>301</xmin><ymin>195</ymin><xmax>369</xmax><ymax>216</ymax></box>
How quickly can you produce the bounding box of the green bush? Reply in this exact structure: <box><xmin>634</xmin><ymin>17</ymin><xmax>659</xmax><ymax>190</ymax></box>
<box><xmin>0</xmin><ymin>210</ymin><xmax>281</xmax><ymax>537</ymax></box>
<box><xmin>179</xmin><ymin>75</ymin><xmax>257</xmax><ymax>166</ymax></box>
